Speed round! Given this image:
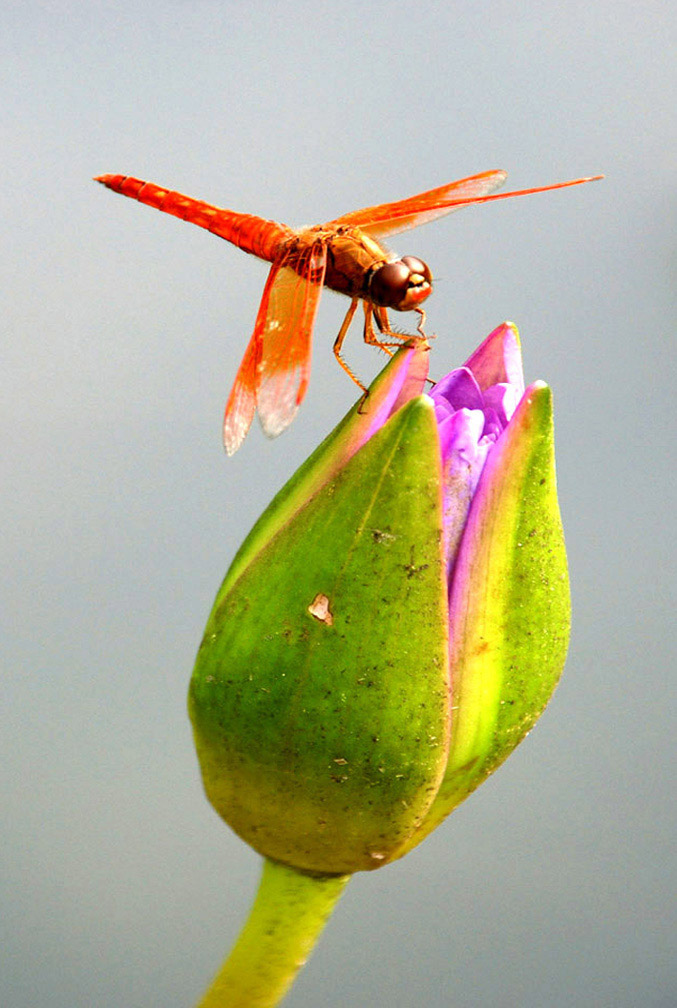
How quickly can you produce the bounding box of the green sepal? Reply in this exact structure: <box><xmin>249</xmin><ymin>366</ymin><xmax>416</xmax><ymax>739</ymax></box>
<box><xmin>189</xmin><ymin>393</ymin><xmax>449</xmax><ymax>874</ymax></box>
<box><xmin>221</xmin><ymin>341</ymin><xmax>429</xmax><ymax>598</ymax></box>
<box><xmin>399</xmin><ymin>382</ymin><xmax>570</xmax><ymax>855</ymax></box>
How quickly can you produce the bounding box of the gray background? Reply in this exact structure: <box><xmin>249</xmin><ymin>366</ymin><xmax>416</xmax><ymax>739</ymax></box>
<box><xmin>3</xmin><ymin>2</ymin><xmax>675</xmax><ymax>1006</ymax></box>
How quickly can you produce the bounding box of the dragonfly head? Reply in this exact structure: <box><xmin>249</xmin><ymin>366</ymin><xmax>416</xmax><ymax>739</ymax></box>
<box><xmin>368</xmin><ymin>256</ymin><xmax>433</xmax><ymax>312</ymax></box>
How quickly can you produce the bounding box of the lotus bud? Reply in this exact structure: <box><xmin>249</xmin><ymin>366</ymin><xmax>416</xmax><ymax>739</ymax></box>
<box><xmin>189</xmin><ymin>323</ymin><xmax>570</xmax><ymax>875</ymax></box>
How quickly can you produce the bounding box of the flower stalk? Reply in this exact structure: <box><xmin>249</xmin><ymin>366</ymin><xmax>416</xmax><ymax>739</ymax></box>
<box><xmin>196</xmin><ymin>859</ymin><xmax>348</xmax><ymax>1008</ymax></box>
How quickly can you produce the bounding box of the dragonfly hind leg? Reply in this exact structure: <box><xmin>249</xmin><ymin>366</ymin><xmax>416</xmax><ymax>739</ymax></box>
<box><xmin>333</xmin><ymin>298</ymin><xmax>368</xmax><ymax>392</ymax></box>
<box><xmin>332</xmin><ymin>299</ymin><xmax>417</xmax><ymax>402</ymax></box>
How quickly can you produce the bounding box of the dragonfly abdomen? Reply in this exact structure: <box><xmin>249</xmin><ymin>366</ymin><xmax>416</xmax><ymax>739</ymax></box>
<box><xmin>95</xmin><ymin>175</ymin><xmax>292</xmax><ymax>263</ymax></box>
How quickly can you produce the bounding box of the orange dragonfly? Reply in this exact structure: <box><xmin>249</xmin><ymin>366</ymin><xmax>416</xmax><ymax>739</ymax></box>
<box><xmin>95</xmin><ymin>170</ymin><xmax>602</xmax><ymax>454</ymax></box>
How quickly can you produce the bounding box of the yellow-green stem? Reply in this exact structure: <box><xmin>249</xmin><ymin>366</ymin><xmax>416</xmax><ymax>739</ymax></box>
<box><xmin>195</xmin><ymin>858</ymin><xmax>350</xmax><ymax>1008</ymax></box>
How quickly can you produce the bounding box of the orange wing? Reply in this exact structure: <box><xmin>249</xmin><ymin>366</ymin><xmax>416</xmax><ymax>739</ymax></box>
<box><xmin>325</xmin><ymin>170</ymin><xmax>603</xmax><ymax>239</ymax></box>
<box><xmin>223</xmin><ymin>241</ymin><xmax>327</xmax><ymax>454</ymax></box>
<box><xmin>222</xmin><ymin>264</ymin><xmax>276</xmax><ymax>456</ymax></box>
<box><xmin>324</xmin><ymin>170</ymin><xmax>507</xmax><ymax>237</ymax></box>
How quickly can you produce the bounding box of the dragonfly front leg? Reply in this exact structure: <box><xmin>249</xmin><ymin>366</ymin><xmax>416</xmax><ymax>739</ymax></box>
<box><xmin>363</xmin><ymin>304</ymin><xmax>394</xmax><ymax>356</ymax></box>
<box><xmin>365</xmin><ymin>303</ymin><xmax>412</xmax><ymax>352</ymax></box>
<box><xmin>333</xmin><ymin>298</ymin><xmax>368</xmax><ymax>392</ymax></box>
<box><xmin>366</xmin><ymin>304</ymin><xmax>407</xmax><ymax>351</ymax></box>
<box><xmin>373</xmin><ymin>304</ymin><xmax>431</xmax><ymax>347</ymax></box>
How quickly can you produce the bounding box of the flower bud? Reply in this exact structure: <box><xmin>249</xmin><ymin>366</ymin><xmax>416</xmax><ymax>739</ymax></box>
<box><xmin>189</xmin><ymin>324</ymin><xmax>570</xmax><ymax>874</ymax></box>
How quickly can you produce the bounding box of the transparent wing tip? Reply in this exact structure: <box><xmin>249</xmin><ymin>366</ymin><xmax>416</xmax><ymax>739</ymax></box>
<box><xmin>223</xmin><ymin>412</ymin><xmax>254</xmax><ymax>456</ymax></box>
<box><xmin>258</xmin><ymin>406</ymin><xmax>299</xmax><ymax>440</ymax></box>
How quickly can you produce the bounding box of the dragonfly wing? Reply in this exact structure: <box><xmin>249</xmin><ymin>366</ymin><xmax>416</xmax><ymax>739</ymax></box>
<box><xmin>323</xmin><ymin>170</ymin><xmax>508</xmax><ymax>238</ymax></box>
<box><xmin>223</xmin><ymin>262</ymin><xmax>285</xmax><ymax>454</ymax></box>
<box><xmin>222</xmin><ymin>334</ymin><xmax>259</xmax><ymax>456</ymax></box>
<box><xmin>325</xmin><ymin>171</ymin><xmax>603</xmax><ymax>239</ymax></box>
<box><xmin>256</xmin><ymin>242</ymin><xmax>327</xmax><ymax>439</ymax></box>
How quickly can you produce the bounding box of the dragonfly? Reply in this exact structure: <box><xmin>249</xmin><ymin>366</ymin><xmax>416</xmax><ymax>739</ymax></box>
<box><xmin>95</xmin><ymin>169</ymin><xmax>602</xmax><ymax>454</ymax></box>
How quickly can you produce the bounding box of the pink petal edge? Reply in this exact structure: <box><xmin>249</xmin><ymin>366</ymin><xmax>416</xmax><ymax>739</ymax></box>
<box><xmin>464</xmin><ymin>321</ymin><xmax>524</xmax><ymax>398</ymax></box>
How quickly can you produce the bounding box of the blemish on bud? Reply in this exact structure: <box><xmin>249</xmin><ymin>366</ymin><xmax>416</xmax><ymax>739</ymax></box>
<box><xmin>308</xmin><ymin>593</ymin><xmax>334</xmax><ymax>625</ymax></box>
<box><xmin>372</xmin><ymin>528</ymin><xmax>396</xmax><ymax>544</ymax></box>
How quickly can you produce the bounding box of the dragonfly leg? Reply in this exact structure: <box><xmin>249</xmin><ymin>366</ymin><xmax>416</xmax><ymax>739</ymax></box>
<box><xmin>415</xmin><ymin>307</ymin><xmax>427</xmax><ymax>336</ymax></box>
<box><xmin>364</xmin><ymin>304</ymin><xmax>411</xmax><ymax>354</ymax></box>
<box><xmin>333</xmin><ymin>299</ymin><xmax>368</xmax><ymax>392</ymax></box>
<box><xmin>369</xmin><ymin>304</ymin><xmax>417</xmax><ymax>351</ymax></box>
<box><xmin>364</xmin><ymin>305</ymin><xmax>394</xmax><ymax>356</ymax></box>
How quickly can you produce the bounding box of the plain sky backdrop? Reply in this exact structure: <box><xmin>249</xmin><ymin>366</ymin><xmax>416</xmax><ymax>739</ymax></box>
<box><xmin>3</xmin><ymin>2</ymin><xmax>676</xmax><ymax>1006</ymax></box>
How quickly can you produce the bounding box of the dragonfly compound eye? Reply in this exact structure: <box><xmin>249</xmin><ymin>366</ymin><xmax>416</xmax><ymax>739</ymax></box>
<box><xmin>369</xmin><ymin>258</ymin><xmax>433</xmax><ymax>311</ymax></box>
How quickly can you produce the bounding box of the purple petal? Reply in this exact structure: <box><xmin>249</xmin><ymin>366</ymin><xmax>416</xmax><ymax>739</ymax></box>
<box><xmin>464</xmin><ymin>322</ymin><xmax>525</xmax><ymax>398</ymax></box>
<box><xmin>432</xmin><ymin>397</ymin><xmax>455</xmax><ymax>424</ymax></box>
<box><xmin>480</xmin><ymin>407</ymin><xmax>502</xmax><ymax>443</ymax></box>
<box><xmin>427</xmin><ymin>324</ymin><xmax>533</xmax><ymax>575</ymax></box>
<box><xmin>481</xmin><ymin>382</ymin><xmax>520</xmax><ymax>428</ymax></box>
<box><xmin>430</xmin><ymin>367</ymin><xmax>484</xmax><ymax>412</ymax></box>
<box><xmin>438</xmin><ymin>408</ymin><xmax>491</xmax><ymax>572</ymax></box>
<box><xmin>447</xmin><ymin>380</ymin><xmax>551</xmax><ymax>599</ymax></box>
<box><xmin>438</xmin><ymin>407</ymin><xmax>485</xmax><ymax>464</ymax></box>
